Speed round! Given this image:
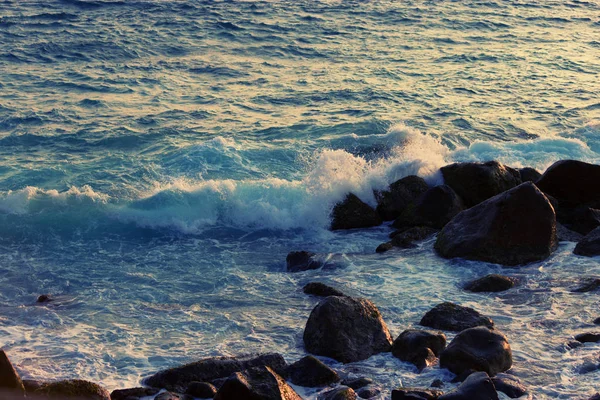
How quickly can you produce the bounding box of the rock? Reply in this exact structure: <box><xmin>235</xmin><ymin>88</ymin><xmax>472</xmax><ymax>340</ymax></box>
<box><xmin>391</xmin><ymin>387</ymin><xmax>442</xmax><ymax>400</ymax></box>
<box><xmin>22</xmin><ymin>379</ymin><xmax>44</xmax><ymax>393</ymax></box>
<box><xmin>440</xmin><ymin>327</ymin><xmax>512</xmax><ymax>376</ymax></box>
<box><xmin>34</xmin><ymin>379</ymin><xmax>110</xmax><ymax>400</ymax></box>
<box><xmin>440</xmin><ymin>161</ymin><xmax>521</xmax><ymax>207</ymax></box>
<box><xmin>536</xmin><ymin>160</ymin><xmax>600</xmax><ymax>206</ymax></box>
<box><xmin>185</xmin><ymin>382</ymin><xmax>217</xmax><ymax>398</ymax></box>
<box><xmin>155</xmin><ymin>392</ymin><xmax>182</xmax><ymax>400</ymax></box>
<box><xmin>464</xmin><ymin>274</ymin><xmax>515</xmax><ymax>293</ymax></box>
<box><xmin>575</xmin><ymin>333</ymin><xmax>600</xmax><ymax>343</ymax></box>
<box><xmin>438</xmin><ymin>371</ymin><xmax>498</xmax><ymax>400</ymax></box>
<box><xmin>0</xmin><ymin>350</ymin><xmax>25</xmax><ymax>395</ymax></box>
<box><xmin>557</xmin><ymin>223</ymin><xmax>584</xmax><ymax>242</ymax></box>
<box><xmin>303</xmin><ymin>282</ymin><xmax>345</xmax><ymax>297</ymax></box>
<box><xmin>574</xmin><ymin>227</ymin><xmax>600</xmax><ymax>257</ymax></box>
<box><xmin>36</xmin><ymin>294</ymin><xmax>52</xmax><ymax>303</ymax></box>
<box><xmin>304</xmin><ymin>296</ymin><xmax>393</xmax><ymax>363</ymax></box>
<box><xmin>377</xmin><ymin>226</ymin><xmax>438</xmax><ymax>253</ymax></box>
<box><xmin>393</xmin><ymin>185</ymin><xmax>465</xmax><ymax>229</ymax></box>
<box><xmin>375</xmin><ymin>175</ymin><xmax>429</xmax><ymax>221</ymax></box>
<box><xmin>143</xmin><ymin>353</ymin><xmax>287</xmax><ymax>392</ymax></box>
<box><xmin>491</xmin><ymin>373</ymin><xmax>527</xmax><ymax>398</ymax></box>
<box><xmin>556</xmin><ymin>206</ymin><xmax>600</xmax><ymax>235</ymax></box>
<box><xmin>287</xmin><ymin>251</ymin><xmax>322</xmax><ymax>272</ymax></box>
<box><xmin>518</xmin><ymin>167</ymin><xmax>541</xmax><ymax>183</ymax></box>
<box><xmin>331</xmin><ymin>194</ymin><xmax>383</xmax><ymax>230</ymax></box>
<box><xmin>430</xmin><ymin>379</ymin><xmax>444</xmax><ymax>388</ymax></box>
<box><xmin>588</xmin><ymin>394</ymin><xmax>600</xmax><ymax>400</ymax></box>
<box><xmin>579</xmin><ymin>361</ymin><xmax>599</xmax><ymax>374</ymax></box>
<box><xmin>391</xmin><ymin>329</ymin><xmax>446</xmax><ymax>371</ymax></box>
<box><xmin>287</xmin><ymin>355</ymin><xmax>340</xmax><ymax>387</ymax></box>
<box><xmin>318</xmin><ymin>386</ymin><xmax>357</xmax><ymax>400</ymax></box>
<box><xmin>434</xmin><ymin>182</ymin><xmax>558</xmax><ymax>266</ymax></box>
<box><xmin>356</xmin><ymin>385</ymin><xmax>380</xmax><ymax>399</ymax></box>
<box><xmin>375</xmin><ymin>242</ymin><xmax>395</xmax><ymax>253</ymax></box>
<box><xmin>571</xmin><ymin>278</ymin><xmax>600</xmax><ymax>293</ymax></box>
<box><xmin>567</xmin><ymin>341</ymin><xmax>583</xmax><ymax>350</ymax></box>
<box><xmin>110</xmin><ymin>387</ymin><xmax>160</xmax><ymax>400</ymax></box>
<box><xmin>341</xmin><ymin>377</ymin><xmax>373</xmax><ymax>390</ymax></box>
<box><xmin>213</xmin><ymin>366</ymin><xmax>301</xmax><ymax>400</ymax></box>
<box><xmin>594</xmin><ymin>317</ymin><xmax>600</xmax><ymax>325</ymax></box>
<box><xmin>419</xmin><ymin>302</ymin><xmax>494</xmax><ymax>332</ymax></box>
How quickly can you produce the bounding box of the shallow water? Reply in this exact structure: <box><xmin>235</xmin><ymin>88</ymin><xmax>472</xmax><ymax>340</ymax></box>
<box><xmin>0</xmin><ymin>0</ymin><xmax>599</xmax><ymax>398</ymax></box>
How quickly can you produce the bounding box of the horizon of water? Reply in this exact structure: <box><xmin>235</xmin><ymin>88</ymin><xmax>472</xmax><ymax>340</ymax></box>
<box><xmin>1</xmin><ymin>0</ymin><xmax>600</xmax><ymax>398</ymax></box>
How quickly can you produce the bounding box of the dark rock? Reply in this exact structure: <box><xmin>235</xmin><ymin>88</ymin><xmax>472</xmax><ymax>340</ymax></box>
<box><xmin>357</xmin><ymin>385</ymin><xmax>380</xmax><ymax>399</ymax></box>
<box><xmin>303</xmin><ymin>296</ymin><xmax>393</xmax><ymax>363</ymax></box>
<box><xmin>557</xmin><ymin>223</ymin><xmax>584</xmax><ymax>242</ymax></box>
<box><xmin>287</xmin><ymin>251</ymin><xmax>322</xmax><ymax>272</ymax></box>
<box><xmin>419</xmin><ymin>302</ymin><xmax>494</xmax><ymax>332</ymax></box>
<box><xmin>435</xmin><ymin>182</ymin><xmax>558</xmax><ymax>266</ymax></box>
<box><xmin>341</xmin><ymin>377</ymin><xmax>373</xmax><ymax>390</ymax></box>
<box><xmin>110</xmin><ymin>387</ymin><xmax>160</xmax><ymax>400</ymax></box>
<box><xmin>377</xmin><ymin>226</ymin><xmax>438</xmax><ymax>253</ymax></box>
<box><xmin>22</xmin><ymin>379</ymin><xmax>44</xmax><ymax>393</ymax></box>
<box><xmin>155</xmin><ymin>392</ymin><xmax>181</xmax><ymax>400</ymax></box>
<box><xmin>287</xmin><ymin>355</ymin><xmax>339</xmax><ymax>387</ymax></box>
<box><xmin>556</xmin><ymin>206</ymin><xmax>600</xmax><ymax>235</ymax></box>
<box><xmin>303</xmin><ymin>282</ymin><xmax>345</xmax><ymax>297</ymax></box>
<box><xmin>391</xmin><ymin>387</ymin><xmax>442</xmax><ymax>400</ymax></box>
<box><xmin>518</xmin><ymin>167</ymin><xmax>541</xmax><ymax>183</ymax></box>
<box><xmin>464</xmin><ymin>274</ymin><xmax>515</xmax><ymax>293</ymax></box>
<box><xmin>331</xmin><ymin>194</ymin><xmax>382</xmax><ymax>230</ymax></box>
<box><xmin>579</xmin><ymin>361</ymin><xmax>599</xmax><ymax>374</ymax></box>
<box><xmin>536</xmin><ymin>160</ymin><xmax>600</xmax><ymax>206</ymax></box>
<box><xmin>36</xmin><ymin>294</ymin><xmax>52</xmax><ymax>303</ymax></box>
<box><xmin>575</xmin><ymin>333</ymin><xmax>600</xmax><ymax>343</ymax></box>
<box><xmin>186</xmin><ymin>382</ymin><xmax>217</xmax><ymax>398</ymax></box>
<box><xmin>391</xmin><ymin>329</ymin><xmax>446</xmax><ymax>371</ymax></box>
<box><xmin>567</xmin><ymin>341</ymin><xmax>583</xmax><ymax>350</ymax></box>
<box><xmin>393</xmin><ymin>185</ymin><xmax>465</xmax><ymax>229</ymax></box>
<box><xmin>318</xmin><ymin>386</ymin><xmax>357</xmax><ymax>400</ymax></box>
<box><xmin>210</xmin><ymin>378</ymin><xmax>228</xmax><ymax>390</ymax></box>
<box><xmin>438</xmin><ymin>371</ymin><xmax>499</xmax><ymax>400</ymax></box>
<box><xmin>213</xmin><ymin>366</ymin><xmax>301</xmax><ymax>400</ymax></box>
<box><xmin>430</xmin><ymin>380</ymin><xmax>444</xmax><ymax>388</ymax></box>
<box><xmin>594</xmin><ymin>317</ymin><xmax>600</xmax><ymax>325</ymax></box>
<box><xmin>440</xmin><ymin>327</ymin><xmax>512</xmax><ymax>376</ymax></box>
<box><xmin>440</xmin><ymin>161</ymin><xmax>521</xmax><ymax>208</ymax></box>
<box><xmin>574</xmin><ymin>227</ymin><xmax>600</xmax><ymax>257</ymax></box>
<box><xmin>0</xmin><ymin>350</ymin><xmax>25</xmax><ymax>396</ymax></box>
<box><xmin>375</xmin><ymin>175</ymin><xmax>429</xmax><ymax>221</ymax></box>
<box><xmin>588</xmin><ymin>393</ymin><xmax>600</xmax><ymax>400</ymax></box>
<box><xmin>571</xmin><ymin>278</ymin><xmax>600</xmax><ymax>293</ymax></box>
<box><xmin>375</xmin><ymin>242</ymin><xmax>395</xmax><ymax>253</ymax></box>
<box><xmin>143</xmin><ymin>353</ymin><xmax>287</xmax><ymax>392</ymax></box>
<box><xmin>491</xmin><ymin>373</ymin><xmax>527</xmax><ymax>398</ymax></box>
<box><xmin>34</xmin><ymin>379</ymin><xmax>110</xmax><ymax>400</ymax></box>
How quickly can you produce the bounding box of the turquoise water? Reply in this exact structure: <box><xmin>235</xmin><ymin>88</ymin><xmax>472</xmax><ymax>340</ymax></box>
<box><xmin>0</xmin><ymin>0</ymin><xmax>599</xmax><ymax>398</ymax></box>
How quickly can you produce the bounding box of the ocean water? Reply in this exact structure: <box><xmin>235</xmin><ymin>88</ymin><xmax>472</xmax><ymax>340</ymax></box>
<box><xmin>0</xmin><ymin>0</ymin><xmax>600</xmax><ymax>398</ymax></box>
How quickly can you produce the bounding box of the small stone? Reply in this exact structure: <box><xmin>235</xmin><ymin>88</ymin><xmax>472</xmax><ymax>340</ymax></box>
<box><xmin>375</xmin><ymin>242</ymin><xmax>394</xmax><ymax>253</ymax></box>
<box><xmin>419</xmin><ymin>302</ymin><xmax>494</xmax><ymax>332</ymax></box>
<box><xmin>36</xmin><ymin>294</ymin><xmax>52</xmax><ymax>303</ymax></box>
<box><xmin>341</xmin><ymin>377</ymin><xmax>373</xmax><ymax>390</ymax></box>
<box><xmin>575</xmin><ymin>332</ymin><xmax>600</xmax><ymax>343</ymax></box>
<box><xmin>303</xmin><ymin>282</ymin><xmax>345</xmax><ymax>297</ymax></box>
<box><xmin>464</xmin><ymin>274</ymin><xmax>515</xmax><ymax>293</ymax></box>
<box><xmin>391</xmin><ymin>387</ymin><xmax>442</xmax><ymax>400</ymax></box>
<box><xmin>287</xmin><ymin>251</ymin><xmax>322</xmax><ymax>272</ymax></box>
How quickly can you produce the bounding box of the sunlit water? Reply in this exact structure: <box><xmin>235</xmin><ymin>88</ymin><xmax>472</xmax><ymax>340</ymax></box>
<box><xmin>0</xmin><ymin>0</ymin><xmax>599</xmax><ymax>398</ymax></box>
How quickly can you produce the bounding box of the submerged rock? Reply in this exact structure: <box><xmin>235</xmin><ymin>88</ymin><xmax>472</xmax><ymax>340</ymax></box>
<box><xmin>491</xmin><ymin>373</ymin><xmax>527</xmax><ymax>398</ymax></box>
<box><xmin>34</xmin><ymin>379</ymin><xmax>110</xmax><ymax>400</ymax></box>
<box><xmin>377</xmin><ymin>226</ymin><xmax>438</xmax><ymax>253</ymax></box>
<box><xmin>536</xmin><ymin>160</ymin><xmax>600</xmax><ymax>206</ymax></box>
<box><xmin>391</xmin><ymin>387</ymin><xmax>442</xmax><ymax>400</ymax></box>
<box><xmin>464</xmin><ymin>274</ymin><xmax>515</xmax><ymax>293</ymax></box>
<box><xmin>574</xmin><ymin>227</ymin><xmax>600</xmax><ymax>257</ymax></box>
<box><xmin>435</xmin><ymin>182</ymin><xmax>558</xmax><ymax>266</ymax></box>
<box><xmin>440</xmin><ymin>161</ymin><xmax>521</xmax><ymax>207</ymax></box>
<box><xmin>375</xmin><ymin>175</ymin><xmax>429</xmax><ymax>221</ymax></box>
<box><xmin>341</xmin><ymin>377</ymin><xmax>373</xmax><ymax>390</ymax></box>
<box><xmin>440</xmin><ymin>327</ymin><xmax>512</xmax><ymax>376</ymax></box>
<box><xmin>304</xmin><ymin>296</ymin><xmax>393</xmax><ymax>363</ymax></box>
<box><xmin>0</xmin><ymin>350</ymin><xmax>25</xmax><ymax>395</ymax></box>
<box><xmin>393</xmin><ymin>185</ymin><xmax>465</xmax><ymax>229</ymax></box>
<box><xmin>419</xmin><ymin>302</ymin><xmax>494</xmax><ymax>332</ymax></box>
<box><xmin>518</xmin><ymin>167</ymin><xmax>541</xmax><ymax>183</ymax></box>
<box><xmin>571</xmin><ymin>277</ymin><xmax>600</xmax><ymax>293</ymax></box>
<box><xmin>287</xmin><ymin>355</ymin><xmax>340</xmax><ymax>387</ymax></box>
<box><xmin>331</xmin><ymin>194</ymin><xmax>382</xmax><ymax>230</ymax></box>
<box><xmin>213</xmin><ymin>366</ymin><xmax>301</xmax><ymax>400</ymax></box>
<box><xmin>110</xmin><ymin>387</ymin><xmax>160</xmax><ymax>400</ymax></box>
<box><xmin>287</xmin><ymin>251</ymin><xmax>322</xmax><ymax>272</ymax></box>
<box><xmin>356</xmin><ymin>385</ymin><xmax>380</xmax><ymax>399</ymax></box>
<box><xmin>318</xmin><ymin>386</ymin><xmax>357</xmax><ymax>400</ymax></box>
<box><xmin>438</xmin><ymin>371</ymin><xmax>499</xmax><ymax>400</ymax></box>
<box><xmin>303</xmin><ymin>282</ymin><xmax>345</xmax><ymax>297</ymax></box>
<box><xmin>391</xmin><ymin>329</ymin><xmax>446</xmax><ymax>372</ymax></box>
<box><xmin>36</xmin><ymin>294</ymin><xmax>52</xmax><ymax>303</ymax></box>
<box><xmin>575</xmin><ymin>332</ymin><xmax>600</xmax><ymax>343</ymax></box>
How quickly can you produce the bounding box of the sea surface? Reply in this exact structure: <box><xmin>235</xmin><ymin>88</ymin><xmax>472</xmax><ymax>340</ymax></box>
<box><xmin>0</xmin><ymin>0</ymin><xmax>599</xmax><ymax>398</ymax></box>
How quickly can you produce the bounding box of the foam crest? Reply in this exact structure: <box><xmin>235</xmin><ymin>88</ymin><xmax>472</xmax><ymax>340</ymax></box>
<box><xmin>0</xmin><ymin>185</ymin><xmax>109</xmax><ymax>215</ymax></box>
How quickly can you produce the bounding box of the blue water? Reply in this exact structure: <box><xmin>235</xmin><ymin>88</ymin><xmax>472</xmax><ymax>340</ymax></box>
<box><xmin>1</xmin><ymin>0</ymin><xmax>600</xmax><ymax>398</ymax></box>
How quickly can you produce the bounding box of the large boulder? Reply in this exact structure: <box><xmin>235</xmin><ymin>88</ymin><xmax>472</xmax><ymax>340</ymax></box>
<box><xmin>574</xmin><ymin>227</ymin><xmax>600</xmax><ymax>257</ymax></box>
<box><xmin>331</xmin><ymin>194</ymin><xmax>382</xmax><ymax>230</ymax></box>
<box><xmin>556</xmin><ymin>206</ymin><xmax>600</xmax><ymax>235</ymax></box>
<box><xmin>518</xmin><ymin>167</ymin><xmax>541</xmax><ymax>183</ymax></box>
<box><xmin>464</xmin><ymin>274</ymin><xmax>515</xmax><ymax>293</ymax></box>
<box><xmin>303</xmin><ymin>296</ymin><xmax>393</xmax><ymax>363</ymax></box>
<box><xmin>391</xmin><ymin>329</ymin><xmax>446</xmax><ymax>371</ymax></box>
<box><xmin>287</xmin><ymin>356</ymin><xmax>340</xmax><ymax>387</ymax></box>
<box><xmin>391</xmin><ymin>387</ymin><xmax>442</xmax><ymax>400</ymax></box>
<box><xmin>440</xmin><ymin>327</ymin><xmax>512</xmax><ymax>376</ymax></box>
<box><xmin>143</xmin><ymin>353</ymin><xmax>287</xmax><ymax>392</ymax></box>
<box><xmin>440</xmin><ymin>161</ymin><xmax>521</xmax><ymax>207</ymax></box>
<box><xmin>375</xmin><ymin>175</ymin><xmax>429</xmax><ymax>221</ymax></box>
<box><xmin>34</xmin><ymin>380</ymin><xmax>110</xmax><ymax>400</ymax></box>
<box><xmin>435</xmin><ymin>182</ymin><xmax>558</xmax><ymax>266</ymax></box>
<box><xmin>419</xmin><ymin>302</ymin><xmax>494</xmax><ymax>332</ymax></box>
<box><xmin>0</xmin><ymin>350</ymin><xmax>25</xmax><ymax>395</ymax></box>
<box><xmin>438</xmin><ymin>372</ymin><xmax>498</xmax><ymax>400</ymax></box>
<box><xmin>213</xmin><ymin>366</ymin><xmax>301</xmax><ymax>400</ymax></box>
<box><xmin>393</xmin><ymin>185</ymin><xmax>465</xmax><ymax>229</ymax></box>
<box><xmin>536</xmin><ymin>160</ymin><xmax>600</xmax><ymax>206</ymax></box>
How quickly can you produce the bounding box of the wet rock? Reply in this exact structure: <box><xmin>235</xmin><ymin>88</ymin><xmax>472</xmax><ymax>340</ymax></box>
<box><xmin>567</xmin><ymin>341</ymin><xmax>583</xmax><ymax>350</ymax></box>
<box><xmin>356</xmin><ymin>385</ymin><xmax>380</xmax><ymax>399</ymax></box>
<box><xmin>491</xmin><ymin>373</ymin><xmax>527</xmax><ymax>398</ymax></box>
<box><xmin>110</xmin><ymin>387</ymin><xmax>160</xmax><ymax>400</ymax></box>
<box><xmin>518</xmin><ymin>167</ymin><xmax>541</xmax><ymax>183</ymax></box>
<box><xmin>0</xmin><ymin>350</ymin><xmax>25</xmax><ymax>395</ymax></box>
<box><xmin>393</xmin><ymin>185</ymin><xmax>465</xmax><ymax>229</ymax></box>
<box><xmin>22</xmin><ymin>379</ymin><xmax>44</xmax><ymax>393</ymax></box>
<box><xmin>341</xmin><ymin>377</ymin><xmax>373</xmax><ymax>390</ymax></box>
<box><xmin>579</xmin><ymin>361</ymin><xmax>599</xmax><ymax>374</ymax></box>
<box><xmin>588</xmin><ymin>393</ymin><xmax>600</xmax><ymax>400</ymax></box>
<box><xmin>536</xmin><ymin>160</ymin><xmax>600</xmax><ymax>206</ymax></box>
<box><xmin>34</xmin><ymin>379</ymin><xmax>110</xmax><ymax>400</ymax></box>
<box><xmin>440</xmin><ymin>327</ymin><xmax>512</xmax><ymax>376</ymax></box>
<box><xmin>303</xmin><ymin>282</ymin><xmax>345</xmax><ymax>297</ymax></box>
<box><xmin>430</xmin><ymin>380</ymin><xmax>444</xmax><ymax>388</ymax></box>
<box><xmin>375</xmin><ymin>175</ymin><xmax>429</xmax><ymax>221</ymax></box>
<box><xmin>143</xmin><ymin>353</ymin><xmax>287</xmax><ymax>392</ymax></box>
<box><xmin>36</xmin><ymin>294</ymin><xmax>52</xmax><ymax>303</ymax></box>
<box><xmin>331</xmin><ymin>194</ymin><xmax>382</xmax><ymax>230</ymax></box>
<box><xmin>594</xmin><ymin>317</ymin><xmax>600</xmax><ymax>325</ymax></box>
<box><xmin>440</xmin><ymin>161</ymin><xmax>521</xmax><ymax>208</ymax></box>
<box><xmin>304</xmin><ymin>296</ymin><xmax>393</xmax><ymax>363</ymax></box>
<box><xmin>574</xmin><ymin>227</ymin><xmax>600</xmax><ymax>257</ymax></box>
<box><xmin>575</xmin><ymin>332</ymin><xmax>600</xmax><ymax>343</ymax></box>
<box><xmin>287</xmin><ymin>355</ymin><xmax>340</xmax><ymax>387</ymax></box>
<box><xmin>419</xmin><ymin>302</ymin><xmax>494</xmax><ymax>332</ymax></box>
<box><xmin>438</xmin><ymin>371</ymin><xmax>498</xmax><ymax>400</ymax></box>
<box><xmin>155</xmin><ymin>392</ymin><xmax>182</xmax><ymax>400</ymax></box>
<box><xmin>556</xmin><ymin>206</ymin><xmax>600</xmax><ymax>235</ymax></box>
<box><xmin>557</xmin><ymin>223</ymin><xmax>584</xmax><ymax>242</ymax></box>
<box><xmin>185</xmin><ymin>382</ymin><xmax>217</xmax><ymax>398</ymax></box>
<box><xmin>287</xmin><ymin>251</ymin><xmax>322</xmax><ymax>272</ymax></box>
<box><xmin>464</xmin><ymin>274</ymin><xmax>515</xmax><ymax>293</ymax></box>
<box><xmin>435</xmin><ymin>182</ymin><xmax>558</xmax><ymax>266</ymax></box>
<box><xmin>213</xmin><ymin>366</ymin><xmax>301</xmax><ymax>400</ymax></box>
<box><xmin>391</xmin><ymin>329</ymin><xmax>446</xmax><ymax>371</ymax></box>
<box><xmin>391</xmin><ymin>387</ymin><xmax>442</xmax><ymax>400</ymax></box>
<box><xmin>571</xmin><ymin>278</ymin><xmax>600</xmax><ymax>293</ymax></box>
<box><xmin>318</xmin><ymin>386</ymin><xmax>357</xmax><ymax>400</ymax></box>
<box><xmin>377</xmin><ymin>226</ymin><xmax>438</xmax><ymax>253</ymax></box>
<box><xmin>375</xmin><ymin>242</ymin><xmax>395</xmax><ymax>253</ymax></box>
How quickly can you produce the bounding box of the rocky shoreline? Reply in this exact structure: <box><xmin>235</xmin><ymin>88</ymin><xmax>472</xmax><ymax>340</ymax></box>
<box><xmin>2</xmin><ymin>159</ymin><xmax>600</xmax><ymax>400</ymax></box>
